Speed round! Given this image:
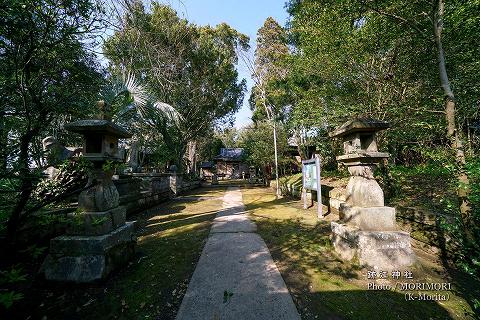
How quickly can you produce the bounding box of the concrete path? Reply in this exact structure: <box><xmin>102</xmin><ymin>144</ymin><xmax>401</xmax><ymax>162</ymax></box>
<box><xmin>176</xmin><ymin>187</ymin><xmax>300</xmax><ymax>320</ymax></box>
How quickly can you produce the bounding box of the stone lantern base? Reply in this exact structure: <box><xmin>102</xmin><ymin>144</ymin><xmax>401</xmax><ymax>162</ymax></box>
<box><xmin>42</xmin><ymin>220</ymin><xmax>136</xmax><ymax>283</ymax></box>
<box><xmin>42</xmin><ymin>173</ymin><xmax>137</xmax><ymax>283</ymax></box>
<box><xmin>331</xmin><ymin>220</ymin><xmax>416</xmax><ymax>269</ymax></box>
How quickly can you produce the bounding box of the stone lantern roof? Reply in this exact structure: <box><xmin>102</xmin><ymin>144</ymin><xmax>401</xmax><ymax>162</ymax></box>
<box><xmin>329</xmin><ymin>118</ymin><xmax>390</xmax><ymax>138</ymax></box>
<box><xmin>64</xmin><ymin>120</ymin><xmax>132</xmax><ymax>138</ymax></box>
<box><xmin>329</xmin><ymin>118</ymin><xmax>390</xmax><ymax>166</ymax></box>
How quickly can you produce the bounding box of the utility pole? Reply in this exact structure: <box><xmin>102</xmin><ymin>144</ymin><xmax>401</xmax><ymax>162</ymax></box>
<box><xmin>272</xmin><ymin>117</ymin><xmax>280</xmax><ymax>198</ymax></box>
<box><xmin>267</xmin><ymin>105</ymin><xmax>280</xmax><ymax>198</ymax></box>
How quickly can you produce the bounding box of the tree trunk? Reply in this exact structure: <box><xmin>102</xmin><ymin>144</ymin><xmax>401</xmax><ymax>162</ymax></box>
<box><xmin>272</xmin><ymin>120</ymin><xmax>280</xmax><ymax>197</ymax></box>
<box><xmin>0</xmin><ymin>111</ymin><xmax>6</xmax><ymax>173</ymax></box>
<box><xmin>6</xmin><ymin>130</ymin><xmax>35</xmax><ymax>249</ymax></box>
<box><xmin>294</xmin><ymin>128</ymin><xmax>308</xmax><ymax>160</ymax></box>
<box><xmin>434</xmin><ymin>0</ymin><xmax>472</xmax><ymax>237</ymax></box>
<box><xmin>186</xmin><ymin>140</ymin><xmax>197</xmax><ymax>174</ymax></box>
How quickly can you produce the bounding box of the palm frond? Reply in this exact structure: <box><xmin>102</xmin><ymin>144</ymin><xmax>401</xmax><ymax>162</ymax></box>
<box><xmin>123</xmin><ymin>72</ymin><xmax>149</xmax><ymax>108</ymax></box>
<box><xmin>152</xmin><ymin>101</ymin><xmax>183</xmax><ymax>125</ymax></box>
<box><xmin>104</xmin><ymin>72</ymin><xmax>182</xmax><ymax>127</ymax></box>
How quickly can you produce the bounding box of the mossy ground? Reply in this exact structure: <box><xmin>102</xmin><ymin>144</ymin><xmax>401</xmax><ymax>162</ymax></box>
<box><xmin>242</xmin><ymin>186</ymin><xmax>480</xmax><ymax>320</ymax></box>
<box><xmin>4</xmin><ymin>187</ymin><xmax>226</xmax><ymax>320</ymax></box>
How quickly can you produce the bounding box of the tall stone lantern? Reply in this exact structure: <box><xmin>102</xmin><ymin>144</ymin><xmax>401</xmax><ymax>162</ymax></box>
<box><xmin>42</xmin><ymin>102</ymin><xmax>137</xmax><ymax>282</ymax></box>
<box><xmin>329</xmin><ymin>119</ymin><xmax>415</xmax><ymax>269</ymax></box>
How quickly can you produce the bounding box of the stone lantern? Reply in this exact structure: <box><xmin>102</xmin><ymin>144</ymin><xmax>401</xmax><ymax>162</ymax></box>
<box><xmin>329</xmin><ymin>119</ymin><xmax>415</xmax><ymax>269</ymax></box>
<box><xmin>42</xmin><ymin>102</ymin><xmax>137</xmax><ymax>283</ymax></box>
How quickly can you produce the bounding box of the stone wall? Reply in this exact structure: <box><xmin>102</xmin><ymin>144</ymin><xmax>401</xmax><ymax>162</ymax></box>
<box><xmin>16</xmin><ymin>174</ymin><xmax>201</xmax><ymax>247</ymax></box>
<box><xmin>114</xmin><ymin>173</ymin><xmax>200</xmax><ymax>216</ymax></box>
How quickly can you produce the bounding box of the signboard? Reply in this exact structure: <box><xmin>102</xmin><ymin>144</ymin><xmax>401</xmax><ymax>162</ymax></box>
<box><xmin>302</xmin><ymin>156</ymin><xmax>323</xmax><ymax>218</ymax></box>
<box><xmin>302</xmin><ymin>158</ymin><xmax>319</xmax><ymax>190</ymax></box>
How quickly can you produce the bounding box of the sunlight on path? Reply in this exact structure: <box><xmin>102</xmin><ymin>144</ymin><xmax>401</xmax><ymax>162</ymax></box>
<box><xmin>176</xmin><ymin>187</ymin><xmax>300</xmax><ymax>320</ymax></box>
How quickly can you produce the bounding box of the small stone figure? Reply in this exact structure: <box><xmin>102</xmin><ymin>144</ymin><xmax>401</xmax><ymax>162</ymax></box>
<box><xmin>127</xmin><ymin>141</ymin><xmax>140</xmax><ymax>173</ymax></box>
<box><xmin>97</xmin><ymin>100</ymin><xmax>112</xmax><ymax>121</ymax></box>
<box><xmin>42</xmin><ymin>136</ymin><xmax>82</xmax><ymax>165</ymax></box>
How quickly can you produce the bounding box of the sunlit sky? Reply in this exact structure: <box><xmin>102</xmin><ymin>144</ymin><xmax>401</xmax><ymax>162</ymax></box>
<box><xmin>149</xmin><ymin>0</ymin><xmax>289</xmax><ymax>128</ymax></box>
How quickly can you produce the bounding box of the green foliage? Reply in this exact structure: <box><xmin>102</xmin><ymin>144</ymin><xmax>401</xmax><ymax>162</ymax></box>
<box><xmin>0</xmin><ymin>291</ymin><xmax>24</xmax><ymax>309</ymax></box>
<box><xmin>0</xmin><ymin>266</ymin><xmax>27</xmax><ymax>309</ymax></box>
<box><xmin>91</xmin><ymin>216</ymin><xmax>108</xmax><ymax>227</ymax></box>
<box><xmin>102</xmin><ymin>160</ymin><xmax>127</xmax><ymax>174</ymax></box>
<box><xmin>103</xmin><ymin>2</ymin><xmax>248</xmax><ymax>170</ymax></box>
<box><xmin>284</xmin><ymin>0</ymin><xmax>479</xmax><ymax>156</ymax></box>
<box><xmin>223</xmin><ymin>290</ymin><xmax>234</xmax><ymax>304</ymax></box>
<box><xmin>198</xmin><ymin>135</ymin><xmax>224</xmax><ymax>162</ymax></box>
<box><xmin>238</xmin><ymin>121</ymin><xmax>288</xmax><ymax>173</ymax></box>
<box><xmin>0</xmin><ymin>267</ymin><xmax>27</xmax><ymax>284</ymax></box>
<box><xmin>31</xmin><ymin>159</ymin><xmax>90</xmax><ymax>219</ymax></box>
<box><xmin>464</xmin><ymin>158</ymin><xmax>480</xmax><ymax>275</ymax></box>
<box><xmin>0</xmin><ymin>0</ymin><xmax>105</xmax><ymax>244</ymax></box>
<box><xmin>19</xmin><ymin>245</ymin><xmax>47</xmax><ymax>260</ymax></box>
<box><xmin>250</xmin><ymin>17</ymin><xmax>290</xmax><ymax>123</ymax></box>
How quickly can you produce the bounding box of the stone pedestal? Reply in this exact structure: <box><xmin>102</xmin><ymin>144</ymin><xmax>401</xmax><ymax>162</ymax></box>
<box><xmin>339</xmin><ymin>204</ymin><xmax>396</xmax><ymax>231</ymax></box>
<box><xmin>43</xmin><ymin>170</ymin><xmax>136</xmax><ymax>282</ymax></box>
<box><xmin>43</xmin><ymin>222</ymin><xmax>136</xmax><ymax>282</ymax></box>
<box><xmin>170</xmin><ymin>172</ymin><xmax>183</xmax><ymax>197</ymax></box>
<box><xmin>331</xmin><ymin>222</ymin><xmax>415</xmax><ymax>268</ymax></box>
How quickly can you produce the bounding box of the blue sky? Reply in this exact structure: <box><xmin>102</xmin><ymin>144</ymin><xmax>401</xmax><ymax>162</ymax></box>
<box><xmin>165</xmin><ymin>0</ymin><xmax>290</xmax><ymax>128</ymax></box>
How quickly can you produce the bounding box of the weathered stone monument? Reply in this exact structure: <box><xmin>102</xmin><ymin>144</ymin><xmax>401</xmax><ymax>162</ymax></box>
<box><xmin>42</xmin><ymin>136</ymin><xmax>82</xmax><ymax>179</ymax></box>
<box><xmin>329</xmin><ymin>119</ymin><xmax>415</xmax><ymax>269</ymax></box>
<box><xmin>211</xmin><ymin>164</ymin><xmax>219</xmax><ymax>185</ymax></box>
<box><xmin>126</xmin><ymin>140</ymin><xmax>141</xmax><ymax>173</ymax></box>
<box><xmin>169</xmin><ymin>164</ymin><xmax>182</xmax><ymax>196</ymax></box>
<box><xmin>42</xmin><ymin>101</ymin><xmax>136</xmax><ymax>282</ymax></box>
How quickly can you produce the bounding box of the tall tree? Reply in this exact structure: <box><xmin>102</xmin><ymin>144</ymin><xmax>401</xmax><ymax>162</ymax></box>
<box><xmin>245</xmin><ymin>17</ymin><xmax>291</xmax><ymax>195</ymax></box>
<box><xmin>0</xmin><ymin>0</ymin><xmax>105</xmax><ymax>248</ymax></box>
<box><xmin>250</xmin><ymin>17</ymin><xmax>290</xmax><ymax>122</ymax></box>
<box><xmin>238</xmin><ymin>121</ymin><xmax>288</xmax><ymax>177</ymax></box>
<box><xmin>286</xmin><ymin>0</ymin><xmax>479</xmax><ymax>248</ymax></box>
<box><xmin>103</xmin><ymin>2</ymin><xmax>248</xmax><ymax>171</ymax></box>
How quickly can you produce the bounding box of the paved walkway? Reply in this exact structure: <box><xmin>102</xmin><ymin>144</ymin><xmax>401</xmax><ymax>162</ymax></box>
<box><xmin>176</xmin><ymin>187</ymin><xmax>300</xmax><ymax>320</ymax></box>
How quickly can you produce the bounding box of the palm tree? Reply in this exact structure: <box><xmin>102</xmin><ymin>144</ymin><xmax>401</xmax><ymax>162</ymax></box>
<box><xmin>99</xmin><ymin>72</ymin><xmax>182</xmax><ymax>126</ymax></box>
<box><xmin>98</xmin><ymin>72</ymin><xmax>182</xmax><ymax>171</ymax></box>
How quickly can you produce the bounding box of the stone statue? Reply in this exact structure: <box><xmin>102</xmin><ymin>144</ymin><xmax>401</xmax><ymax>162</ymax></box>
<box><xmin>42</xmin><ymin>136</ymin><xmax>82</xmax><ymax>164</ymax></box>
<box><xmin>127</xmin><ymin>141</ymin><xmax>140</xmax><ymax>172</ymax></box>
<box><xmin>97</xmin><ymin>100</ymin><xmax>112</xmax><ymax>121</ymax></box>
<box><xmin>42</xmin><ymin>136</ymin><xmax>82</xmax><ymax>178</ymax></box>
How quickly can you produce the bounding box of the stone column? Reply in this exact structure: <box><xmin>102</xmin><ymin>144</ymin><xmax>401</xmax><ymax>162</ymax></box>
<box><xmin>170</xmin><ymin>172</ymin><xmax>184</xmax><ymax>196</ymax></box>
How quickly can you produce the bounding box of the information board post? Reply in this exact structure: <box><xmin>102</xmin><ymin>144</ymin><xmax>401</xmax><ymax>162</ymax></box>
<box><xmin>302</xmin><ymin>173</ymin><xmax>307</xmax><ymax>210</ymax></box>
<box><xmin>302</xmin><ymin>155</ymin><xmax>323</xmax><ymax>219</ymax></box>
<box><xmin>315</xmin><ymin>155</ymin><xmax>323</xmax><ymax>218</ymax></box>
